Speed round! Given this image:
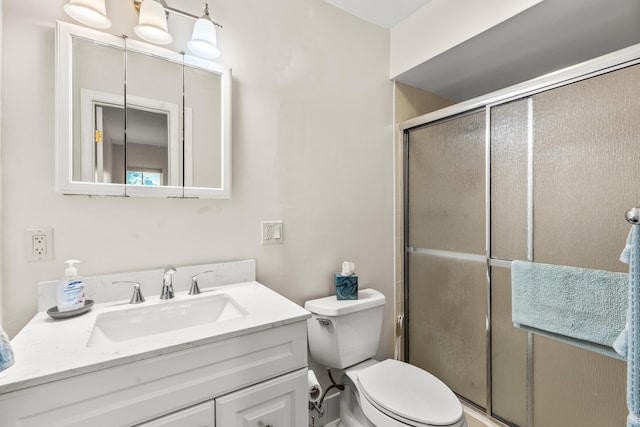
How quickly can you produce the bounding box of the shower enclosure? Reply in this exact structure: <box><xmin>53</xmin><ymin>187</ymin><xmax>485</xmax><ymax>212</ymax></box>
<box><xmin>402</xmin><ymin>48</ymin><xmax>640</xmax><ymax>426</ymax></box>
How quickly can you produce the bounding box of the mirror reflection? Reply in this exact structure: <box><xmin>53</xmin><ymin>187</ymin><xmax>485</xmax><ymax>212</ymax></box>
<box><xmin>72</xmin><ymin>35</ymin><xmax>124</xmax><ymax>184</ymax></box>
<box><xmin>99</xmin><ymin>105</ymin><xmax>171</xmax><ymax>186</ymax></box>
<box><xmin>125</xmin><ymin>48</ymin><xmax>182</xmax><ymax>188</ymax></box>
<box><xmin>58</xmin><ymin>21</ymin><xmax>231</xmax><ymax>198</ymax></box>
<box><xmin>185</xmin><ymin>64</ymin><xmax>223</xmax><ymax>189</ymax></box>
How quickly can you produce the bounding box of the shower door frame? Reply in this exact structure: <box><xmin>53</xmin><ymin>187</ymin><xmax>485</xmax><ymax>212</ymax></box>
<box><xmin>401</xmin><ymin>42</ymin><xmax>640</xmax><ymax>426</ymax></box>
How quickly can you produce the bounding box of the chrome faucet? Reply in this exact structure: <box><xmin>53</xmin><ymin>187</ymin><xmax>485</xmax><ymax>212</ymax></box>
<box><xmin>189</xmin><ymin>270</ymin><xmax>215</xmax><ymax>295</ymax></box>
<box><xmin>161</xmin><ymin>265</ymin><xmax>177</xmax><ymax>299</ymax></box>
<box><xmin>112</xmin><ymin>281</ymin><xmax>145</xmax><ymax>304</ymax></box>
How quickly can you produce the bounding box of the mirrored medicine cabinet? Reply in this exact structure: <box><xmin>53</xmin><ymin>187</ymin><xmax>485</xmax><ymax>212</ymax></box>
<box><xmin>55</xmin><ymin>21</ymin><xmax>231</xmax><ymax>198</ymax></box>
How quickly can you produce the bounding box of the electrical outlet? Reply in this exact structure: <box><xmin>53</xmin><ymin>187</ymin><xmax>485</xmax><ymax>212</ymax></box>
<box><xmin>33</xmin><ymin>235</ymin><xmax>46</xmax><ymax>255</ymax></box>
<box><xmin>25</xmin><ymin>228</ymin><xmax>53</xmax><ymax>262</ymax></box>
<box><xmin>261</xmin><ymin>221</ymin><xmax>284</xmax><ymax>245</ymax></box>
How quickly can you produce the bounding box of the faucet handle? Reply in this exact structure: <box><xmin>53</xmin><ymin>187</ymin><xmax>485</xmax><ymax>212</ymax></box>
<box><xmin>113</xmin><ymin>281</ymin><xmax>145</xmax><ymax>304</ymax></box>
<box><xmin>190</xmin><ymin>270</ymin><xmax>215</xmax><ymax>295</ymax></box>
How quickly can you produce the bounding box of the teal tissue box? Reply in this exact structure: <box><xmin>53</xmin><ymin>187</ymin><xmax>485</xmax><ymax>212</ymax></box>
<box><xmin>335</xmin><ymin>273</ymin><xmax>358</xmax><ymax>300</ymax></box>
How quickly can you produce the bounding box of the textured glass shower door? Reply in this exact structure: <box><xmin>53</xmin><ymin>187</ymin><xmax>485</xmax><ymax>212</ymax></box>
<box><xmin>405</xmin><ymin>62</ymin><xmax>640</xmax><ymax>426</ymax></box>
<box><xmin>406</xmin><ymin>111</ymin><xmax>488</xmax><ymax>407</ymax></box>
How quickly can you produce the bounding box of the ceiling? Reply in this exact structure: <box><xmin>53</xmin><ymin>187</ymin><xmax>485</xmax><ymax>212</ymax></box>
<box><xmin>322</xmin><ymin>0</ymin><xmax>431</xmax><ymax>29</ymax></box>
<box><xmin>325</xmin><ymin>0</ymin><xmax>640</xmax><ymax>102</ymax></box>
<box><xmin>102</xmin><ymin>106</ymin><xmax>169</xmax><ymax>147</ymax></box>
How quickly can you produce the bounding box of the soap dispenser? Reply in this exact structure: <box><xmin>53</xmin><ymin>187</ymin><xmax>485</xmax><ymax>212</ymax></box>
<box><xmin>56</xmin><ymin>260</ymin><xmax>86</xmax><ymax>312</ymax></box>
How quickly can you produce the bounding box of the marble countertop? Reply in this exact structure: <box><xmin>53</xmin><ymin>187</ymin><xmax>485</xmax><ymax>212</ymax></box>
<box><xmin>0</xmin><ymin>281</ymin><xmax>310</xmax><ymax>394</ymax></box>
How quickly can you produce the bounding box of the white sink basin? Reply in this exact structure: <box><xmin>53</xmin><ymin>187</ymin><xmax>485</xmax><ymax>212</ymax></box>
<box><xmin>87</xmin><ymin>293</ymin><xmax>247</xmax><ymax>347</ymax></box>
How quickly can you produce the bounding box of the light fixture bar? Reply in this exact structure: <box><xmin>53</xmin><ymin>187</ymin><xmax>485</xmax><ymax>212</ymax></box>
<box><xmin>133</xmin><ymin>0</ymin><xmax>222</xmax><ymax>28</ymax></box>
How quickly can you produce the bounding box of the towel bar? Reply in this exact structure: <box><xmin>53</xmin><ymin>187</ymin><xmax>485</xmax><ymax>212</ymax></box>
<box><xmin>626</xmin><ymin>207</ymin><xmax>640</xmax><ymax>224</ymax></box>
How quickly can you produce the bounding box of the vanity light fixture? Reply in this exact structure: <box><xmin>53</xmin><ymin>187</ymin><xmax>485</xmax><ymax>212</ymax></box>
<box><xmin>134</xmin><ymin>0</ymin><xmax>173</xmax><ymax>45</ymax></box>
<box><xmin>187</xmin><ymin>4</ymin><xmax>221</xmax><ymax>59</ymax></box>
<box><xmin>64</xmin><ymin>0</ymin><xmax>223</xmax><ymax>58</ymax></box>
<box><xmin>63</xmin><ymin>0</ymin><xmax>112</xmax><ymax>29</ymax></box>
<box><xmin>132</xmin><ymin>0</ymin><xmax>223</xmax><ymax>52</ymax></box>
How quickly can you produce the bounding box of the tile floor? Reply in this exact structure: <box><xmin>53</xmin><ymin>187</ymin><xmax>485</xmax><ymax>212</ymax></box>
<box><xmin>311</xmin><ymin>393</ymin><xmax>503</xmax><ymax>427</ymax></box>
<box><xmin>464</xmin><ymin>404</ymin><xmax>504</xmax><ymax>427</ymax></box>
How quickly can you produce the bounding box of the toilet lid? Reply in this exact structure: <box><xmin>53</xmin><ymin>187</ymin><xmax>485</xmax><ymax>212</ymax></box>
<box><xmin>357</xmin><ymin>359</ymin><xmax>463</xmax><ymax>426</ymax></box>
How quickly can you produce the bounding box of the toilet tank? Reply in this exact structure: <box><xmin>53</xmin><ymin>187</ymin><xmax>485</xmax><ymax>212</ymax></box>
<box><xmin>305</xmin><ymin>288</ymin><xmax>385</xmax><ymax>369</ymax></box>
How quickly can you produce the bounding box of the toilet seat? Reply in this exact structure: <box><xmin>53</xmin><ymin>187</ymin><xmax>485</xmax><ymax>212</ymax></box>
<box><xmin>356</xmin><ymin>359</ymin><xmax>464</xmax><ymax>427</ymax></box>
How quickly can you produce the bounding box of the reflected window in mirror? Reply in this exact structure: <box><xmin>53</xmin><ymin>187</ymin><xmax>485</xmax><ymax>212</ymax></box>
<box><xmin>126</xmin><ymin>170</ymin><xmax>163</xmax><ymax>186</ymax></box>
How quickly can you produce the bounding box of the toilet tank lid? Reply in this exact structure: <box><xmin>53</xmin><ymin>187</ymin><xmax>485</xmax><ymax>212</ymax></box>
<box><xmin>304</xmin><ymin>288</ymin><xmax>385</xmax><ymax>316</ymax></box>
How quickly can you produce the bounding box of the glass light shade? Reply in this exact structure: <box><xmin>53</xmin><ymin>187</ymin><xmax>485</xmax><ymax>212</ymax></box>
<box><xmin>134</xmin><ymin>0</ymin><xmax>173</xmax><ymax>45</ymax></box>
<box><xmin>64</xmin><ymin>0</ymin><xmax>111</xmax><ymax>29</ymax></box>
<box><xmin>187</xmin><ymin>18</ymin><xmax>220</xmax><ymax>59</ymax></box>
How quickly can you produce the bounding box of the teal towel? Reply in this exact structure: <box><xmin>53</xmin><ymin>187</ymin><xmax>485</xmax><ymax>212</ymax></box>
<box><xmin>618</xmin><ymin>225</ymin><xmax>640</xmax><ymax>427</ymax></box>
<box><xmin>0</xmin><ymin>325</ymin><xmax>14</xmax><ymax>372</ymax></box>
<box><xmin>511</xmin><ymin>260</ymin><xmax>628</xmax><ymax>360</ymax></box>
<box><xmin>614</xmin><ymin>226</ymin><xmax>635</xmax><ymax>357</ymax></box>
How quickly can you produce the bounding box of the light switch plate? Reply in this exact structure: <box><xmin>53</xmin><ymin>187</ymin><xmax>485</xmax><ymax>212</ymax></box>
<box><xmin>261</xmin><ymin>221</ymin><xmax>284</xmax><ymax>245</ymax></box>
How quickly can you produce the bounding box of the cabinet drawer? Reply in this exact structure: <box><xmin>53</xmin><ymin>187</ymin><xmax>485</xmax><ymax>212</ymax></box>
<box><xmin>216</xmin><ymin>368</ymin><xmax>307</xmax><ymax>427</ymax></box>
<box><xmin>137</xmin><ymin>401</ymin><xmax>215</xmax><ymax>427</ymax></box>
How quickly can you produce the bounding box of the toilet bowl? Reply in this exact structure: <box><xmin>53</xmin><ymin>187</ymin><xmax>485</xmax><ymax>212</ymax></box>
<box><xmin>343</xmin><ymin>359</ymin><xmax>466</xmax><ymax>427</ymax></box>
<box><xmin>305</xmin><ymin>289</ymin><xmax>467</xmax><ymax>427</ymax></box>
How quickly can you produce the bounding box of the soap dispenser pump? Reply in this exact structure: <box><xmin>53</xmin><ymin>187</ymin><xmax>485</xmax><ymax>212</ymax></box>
<box><xmin>56</xmin><ymin>260</ymin><xmax>86</xmax><ymax>312</ymax></box>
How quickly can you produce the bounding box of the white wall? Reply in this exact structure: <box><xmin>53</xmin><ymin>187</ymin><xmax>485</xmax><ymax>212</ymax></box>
<box><xmin>0</xmin><ymin>0</ymin><xmax>3</xmax><ymax>325</ymax></box>
<box><xmin>1</xmin><ymin>0</ymin><xmax>395</xmax><ymax>361</ymax></box>
<box><xmin>390</xmin><ymin>0</ymin><xmax>543</xmax><ymax>78</ymax></box>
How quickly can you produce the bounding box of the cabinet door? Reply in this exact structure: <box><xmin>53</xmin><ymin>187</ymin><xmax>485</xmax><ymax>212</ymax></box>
<box><xmin>136</xmin><ymin>401</ymin><xmax>214</xmax><ymax>427</ymax></box>
<box><xmin>216</xmin><ymin>369</ymin><xmax>307</xmax><ymax>427</ymax></box>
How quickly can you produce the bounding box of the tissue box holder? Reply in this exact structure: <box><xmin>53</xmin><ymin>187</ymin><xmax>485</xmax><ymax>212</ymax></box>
<box><xmin>335</xmin><ymin>273</ymin><xmax>358</xmax><ymax>300</ymax></box>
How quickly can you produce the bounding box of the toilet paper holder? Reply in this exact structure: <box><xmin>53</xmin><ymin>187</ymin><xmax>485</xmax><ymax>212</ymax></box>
<box><xmin>309</xmin><ymin>368</ymin><xmax>345</xmax><ymax>419</ymax></box>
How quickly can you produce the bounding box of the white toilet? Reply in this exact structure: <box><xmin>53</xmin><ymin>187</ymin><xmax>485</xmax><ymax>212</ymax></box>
<box><xmin>305</xmin><ymin>288</ymin><xmax>467</xmax><ymax>427</ymax></box>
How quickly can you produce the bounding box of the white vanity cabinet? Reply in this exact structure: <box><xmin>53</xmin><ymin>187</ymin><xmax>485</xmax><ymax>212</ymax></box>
<box><xmin>138</xmin><ymin>369</ymin><xmax>307</xmax><ymax>427</ymax></box>
<box><xmin>215</xmin><ymin>368</ymin><xmax>307</xmax><ymax>426</ymax></box>
<box><xmin>0</xmin><ymin>321</ymin><xmax>308</xmax><ymax>427</ymax></box>
<box><xmin>137</xmin><ymin>401</ymin><xmax>216</xmax><ymax>427</ymax></box>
